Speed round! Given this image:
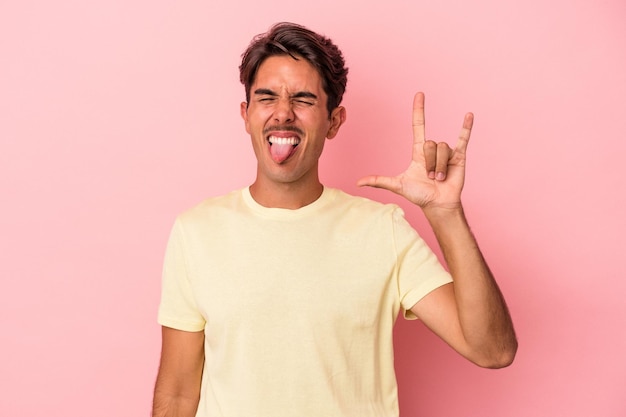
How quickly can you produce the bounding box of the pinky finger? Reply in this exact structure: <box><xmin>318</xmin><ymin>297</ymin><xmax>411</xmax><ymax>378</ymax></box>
<box><xmin>456</xmin><ymin>112</ymin><xmax>474</xmax><ymax>155</ymax></box>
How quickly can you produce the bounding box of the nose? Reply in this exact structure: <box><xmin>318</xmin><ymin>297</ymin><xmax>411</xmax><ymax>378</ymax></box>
<box><xmin>273</xmin><ymin>98</ymin><xmax>295</xmax><ymax>123</ymax></box>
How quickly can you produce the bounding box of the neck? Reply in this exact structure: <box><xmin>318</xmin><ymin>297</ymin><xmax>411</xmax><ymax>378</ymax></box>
<box><xmin>249</xmin><ymin>180</ymin><xmax>324</xmax><ymax>209</ymax></box>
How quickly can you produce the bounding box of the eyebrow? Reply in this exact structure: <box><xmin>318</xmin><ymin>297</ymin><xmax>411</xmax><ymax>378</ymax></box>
<box><xmin>253</xmin><ymin>88</ymin><xmax>318</xmax><ymax>100</ymax></box>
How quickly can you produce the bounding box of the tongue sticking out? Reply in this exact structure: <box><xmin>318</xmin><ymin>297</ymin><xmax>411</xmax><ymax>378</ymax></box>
<box><xmin>270</xmin><ymin>143</ymin><xmax>296</xmax><ymax>163</ymax></box>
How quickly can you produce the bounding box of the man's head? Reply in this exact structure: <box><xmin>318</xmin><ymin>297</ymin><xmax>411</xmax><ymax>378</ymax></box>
<box><xmin>239</xmin><ymin>22</ymin><xmax>348</xmax><ymax>117</ymax></box>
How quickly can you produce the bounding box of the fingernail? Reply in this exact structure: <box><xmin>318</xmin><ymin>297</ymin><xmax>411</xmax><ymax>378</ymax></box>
<box><xmin>436</xmin><ymin>172</ymin><xmax>445</xmax><ymax>181</ymax></box>
<box><xmin>428</xmin><ymin>171</ymin><xmax>436</xmax><ymax>179</ymax></box>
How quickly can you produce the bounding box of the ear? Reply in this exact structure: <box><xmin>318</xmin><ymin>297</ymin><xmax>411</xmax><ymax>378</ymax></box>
<box><xmin>240</xmin><ymin>101</ymin><xmax>250</xmax><ymax>133</ymax></box>
<box><xmin>326</xmin><ymin>106</ymin><xmax>346</xmax><ymax>140</ymax></box>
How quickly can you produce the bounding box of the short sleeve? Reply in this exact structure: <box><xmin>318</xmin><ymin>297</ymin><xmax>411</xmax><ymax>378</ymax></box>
<box><xmin>392</xmin><ymin>208</ymin><xmax>453</xmax><ymax>320</ymax></box>
<box><xmin>157</xmin><ymin>219</ymin><xmax>206</xmax><ymax>331</ymax></box>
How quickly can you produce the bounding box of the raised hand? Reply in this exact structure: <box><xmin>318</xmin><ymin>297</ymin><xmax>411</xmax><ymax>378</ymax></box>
<box><xmin>357</xmin><ymin>92</ymin><xmax>474</xmax><ymax>211</ymax></box>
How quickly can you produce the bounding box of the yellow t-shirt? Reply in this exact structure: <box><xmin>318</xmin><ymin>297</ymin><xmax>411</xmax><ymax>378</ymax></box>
<box><xmin>158</xmin><ymin>187</ymin><xmax>452</xmax><ymax>417</ymax></box>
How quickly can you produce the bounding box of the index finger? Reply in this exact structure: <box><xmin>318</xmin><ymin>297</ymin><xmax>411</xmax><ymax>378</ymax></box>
<box><xmin>412</xmin><ymin>92</ymin><xmax>426</xmax><ymax>162</ymax></box>
<box><xmin>412</xmin><ymin>92</ymin><xmax>426</xmax><ymax>145</ymax></box>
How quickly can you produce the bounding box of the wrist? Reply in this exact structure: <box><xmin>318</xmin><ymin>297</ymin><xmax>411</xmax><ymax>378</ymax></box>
<box><xmin>422</xmin><ymin>203</ymin><xmax>470</xmax><ymax>232</ymax></box>
<box><xmin>422</xmin><ymin>202</ymin><xmax>464</xmax><ymax>220</ymax></box>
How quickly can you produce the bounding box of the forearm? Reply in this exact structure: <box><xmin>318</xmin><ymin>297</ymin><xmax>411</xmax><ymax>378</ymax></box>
<box><xmin>424</xmin><ymin>205</ymin><xmax>517</xmax><ymax>367</ymax></box>
<box><xmin>152</xmin><ymin>391</ymin><xmax>199</xmax><ymax>417</ymax></box>
<box><xmin>152</xmin><ymin>327</ymin><xmax>204</xmax><ymax>417</ymax></box>
<box><xmin>152</xmin><ymin>381</ymin><xmax>200</xmax><ymax>417</ymax></box>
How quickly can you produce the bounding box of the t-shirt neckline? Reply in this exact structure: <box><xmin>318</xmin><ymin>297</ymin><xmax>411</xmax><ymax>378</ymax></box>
<box><xmin>241</xmin><ymin>186</ymin><xmax>336</xmax><ymax>219</ymax></box>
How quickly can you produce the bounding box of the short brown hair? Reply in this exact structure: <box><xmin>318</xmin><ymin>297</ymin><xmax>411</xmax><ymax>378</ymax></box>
<box><xmin>239</xmin><ymin>22</ymin><xmax>348</xmax><ymax>116</ymax></box>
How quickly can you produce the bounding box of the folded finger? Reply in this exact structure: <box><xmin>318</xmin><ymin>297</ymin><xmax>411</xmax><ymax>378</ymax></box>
<box><xmin>435</xmin><ymin>142</ymin><xmax>452</xmax><ymax>181</ymax></box>
<box><xmin>423</xmin><ymin>140</ymin><xmax>437</xmax><ymax>179</ymax></box>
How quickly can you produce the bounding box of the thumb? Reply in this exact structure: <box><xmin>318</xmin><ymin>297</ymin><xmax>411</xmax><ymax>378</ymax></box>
<box><xmin>357</xmin><ymin>175</ymin><xmax>400</xmax><ymax>193</ymax></box>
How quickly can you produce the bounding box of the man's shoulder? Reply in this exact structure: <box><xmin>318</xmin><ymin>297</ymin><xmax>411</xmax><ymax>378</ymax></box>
<box><xmin>327</xmin><ymin>188</ymin><xmax>401</xmax><ymax>217</ymax></box>
<box><xmin>177</xmin><ymin>188</ymin><xmax>245</xmax><ymax>222</ymax></box>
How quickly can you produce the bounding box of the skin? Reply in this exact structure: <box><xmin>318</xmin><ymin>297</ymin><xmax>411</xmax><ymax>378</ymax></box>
<box><xmin>152</xmin><ymin>58</ymin><xmax>517</xmax><ymax>417</ymax></box>
<box><xmin>152</xmin><ymin>56</ymin><xmax>347</xmax><ymax>417</ymax></box>
<box><xmin>358</xmin><ymin>92</ymin><xmax>517</xmax><ymax>367</ymax></box>
<box><xmin>152</xmin><ymin>327</ymin><xmax>204</xmax><ymax>417</ymax></box>
<box><xmin>240</xmin><ymin>55</ymin><xmax>346</xmax><ymax>209</ymax></box>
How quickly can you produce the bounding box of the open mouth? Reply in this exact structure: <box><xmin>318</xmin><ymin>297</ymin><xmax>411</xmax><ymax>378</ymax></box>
<box><xmin>268</xmin><ymin>135</ymin><xmax>301</xmax><ymax>163</ymax></box>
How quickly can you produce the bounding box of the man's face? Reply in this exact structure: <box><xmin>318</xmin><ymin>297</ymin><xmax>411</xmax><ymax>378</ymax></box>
<box><xmin>240</xmin><ymin>55</ymin><xmax>345</xmax><ymax>189</ymax></box>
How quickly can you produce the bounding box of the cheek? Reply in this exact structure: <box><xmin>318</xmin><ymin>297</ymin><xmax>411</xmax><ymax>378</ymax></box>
<box><xmin>248</xmin><ymin>109</ymin><xmax>272</xmax><ymax>131</ymax></box>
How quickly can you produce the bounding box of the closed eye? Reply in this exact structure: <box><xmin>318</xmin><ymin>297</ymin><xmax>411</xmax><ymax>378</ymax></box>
<box><xmin>292</xmin><ymin>91</ymin><xmax>317</xmax><ymax>104</ymax></box>
<box><xmin>252</xmin><ymin>89</ymin><xmax>317</xmax><ymax>106</ymax></box>
<box><xmin>254</xmin><ymin>88</ymin><xmax>278</xmax><ymax>103</ymax></box>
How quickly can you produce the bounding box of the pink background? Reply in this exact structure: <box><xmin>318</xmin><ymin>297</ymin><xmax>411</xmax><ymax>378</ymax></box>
<box><xmin>1</xmin><ymin>0</ymin><xmax>625</xmax><ymax>415</ymax></box>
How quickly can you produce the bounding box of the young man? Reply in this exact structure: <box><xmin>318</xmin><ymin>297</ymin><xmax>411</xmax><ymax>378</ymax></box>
<box><xmin>152</xmin><ymin>22</ymin><xmax>517</xmax><ymax>417</ymax></box>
